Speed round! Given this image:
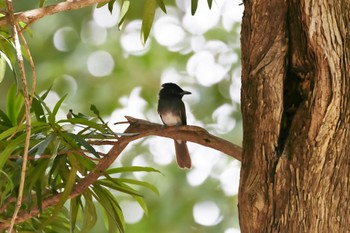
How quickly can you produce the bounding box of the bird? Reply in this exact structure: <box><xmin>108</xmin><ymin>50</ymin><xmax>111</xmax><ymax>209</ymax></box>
<box><xmin>157</xmin><ymin>83</ymin><xmax>192</xmax><ymax>169</ymax></box>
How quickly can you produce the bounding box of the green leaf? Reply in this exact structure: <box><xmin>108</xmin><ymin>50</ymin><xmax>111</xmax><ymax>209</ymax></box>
<box><xmin>0</xmin><ymin>169</ymin><xmax>14</xmax><ymax>204</ymax></box>
<box><xmin>108</xmin><ymin>0</ymin><xmax>115</xmax><ymax>13</ymax></box>
<box><xmin>0</xmin><ymin>121</ymin><xmax>48</xmax><ymax>141</ymax></box>
<box><xmin>117</xmin><ymin>178</ymin><xmax>159</xmax><ymax>196</ymax></box>
<box><xmin>81</xmin><ymin>191</ymin><xmax>97</xmax><ymax>233</ymax></box>
<box><xmin>141</xmin><ymin>0</ymin><xmax>157</xmax><ymax>44</ymax></box>
<box><xmin>27</xmin><ymin>157</ymin><xmax>50</xmax><ymax>193</ymax></box>
<box><xmin>0</xmin><ymin>35</ymin><xmax>16</xmax><ymax>67</ymax></box>
<box><xmin>48</xmin><ymin>94</ymin><xmax>67</xmax><ymax>123</ymax></box>
<box><xmin>92</xmin><ymin>185</ymin><xmax>125</xmax><ymax>233</ymax></box>
<box><xmin>0</xmin><ymin>109</ymin><xmax>12</xmax><ymax>127</ymax></box>
<box><xmin>39</xmin><ymin>0</ymin><xmax>46</xmax><ymax>7</ymax></box>
<box><xmin>6</xmin><ymin>84</ymin><xmax>24</xmax><ymax>126</ymax></box>
<box><xmin>35</xmin><ymin>179</ymin><xmax>43</xmax><ymax>213</ymax></box>
<box><xmin>39</xmin><ymin>86</ymin><xmax>52</xmax><ymax>101</ymax></box>
<box><xmin>28</xmin><ymin>133</ymin><xmax>56</xmax><ymax>156</ymax></box>
<box><xmin>118</xmin><ymin>0</ymin><xmax>130</xmax><ymax>30</ymax></box>
<box><xmin>191</xmin><ymin>0</ymin><xmax>198</xmax><ymax>15</ymax></box>
<box><xmin>96</xmin><ymin>2</ymin><xmax>108</xmax><ymax>8</ymax></box>
<box><xmin>97</xmin><ymin>179</ymin><xmax>143</xmax><ymax>197</ymax></box>
<box><xmin>0</xmin><ymin>132</ymin><xmax>26</xmax><ymax>170</ymax></box>
<box><xmin>58</xmin><ymin>118</ymin><xmax>106</xmax><ymax>133</ymax></box>
<box><xmin>40</xmin><ymin>153</ymin><xmax>78</xmax><ymax>230</ymax></box>
<box><xmin>207</xmin><ymin>0</ymin><xmax>213</xmax><ymax>9</ymax></box>
<box><xmin>156</xmin><ymin>0</ymin><xmax>167</xmax><ymax>13</ymax></box>
<box><xmin>90</xmin><ymin>104</ymin><xmax>105</xmax><ymax>123</ymax></box>
<box><xmin>18</xmin><ymin>23</ymin><xmax>33</xmax><ymax>37</ymax></box>
<box><xmin>0</xmin><ymin>54</ymin><xmax>6</xmax><ymax>83</ymax></box>
<box><xmin>66</xmin><ymin>133</ymin><xmax>100</xmax><ymax>158</ymax></box>
<box><xmin>75</xmin><ymin>152</ymin><xmax>96</xmax><ymax>172</ymax></box>
<box><xmin>32</xmin><ymin>96</ymin><xmax>47</xmax><ymax>122</ymax></box>
<box><xmin>70</xmin><ymin>196</ymin><xmax>79</xmax><ymax>232</ymax></box>
<box><xmin>133</xmin><ymin>195</ymin><xmax>149</xmax><ymax>216</ymax></box>
<box><xmin>106</xmin><ymin>166</ymin><xmax>161</xmax><ymax>175</ymax></box>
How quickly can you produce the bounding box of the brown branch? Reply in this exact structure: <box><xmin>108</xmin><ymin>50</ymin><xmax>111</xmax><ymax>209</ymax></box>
<box><xmin>122</xmin><ymin>116</ymin><xmax>242</xmax><ymax>161</ymax></box>
<box><xmin>0</xmin><ymin>0</ymin><xmax>109</xmax><ymax>28</ymax></box>
<box><xmin>0</xmin><ymin>117</ymin><xmax>242</xmax><ymax>230</ymax></box>
<box><xmin>4</xmin><ymin>0</ymin><xmax>32</xmax><ymax>232</ymax></box>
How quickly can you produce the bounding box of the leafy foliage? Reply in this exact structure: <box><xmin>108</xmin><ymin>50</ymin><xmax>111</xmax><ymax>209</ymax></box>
<box><xmin>0</xmin><ymin>87</ymin><xmax>159</xmax><ymax>232</ymax></box>
<box><xmin>95</xmin><ymin>0</ymin><xmax>215</xmax><ymax>44</ymax></box>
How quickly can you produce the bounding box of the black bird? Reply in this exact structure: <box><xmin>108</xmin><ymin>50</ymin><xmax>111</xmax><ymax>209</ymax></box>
<box><xmin>157</xmin><ymin>83</ymin><xmax>192</xmax><ymax>169</ymax></box>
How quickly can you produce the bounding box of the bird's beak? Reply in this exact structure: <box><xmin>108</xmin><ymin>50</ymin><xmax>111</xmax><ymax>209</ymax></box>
<box><xmin>181</xmin><ymin>91</ymin><xmax>191</xmax><ymax>95</ymax></box>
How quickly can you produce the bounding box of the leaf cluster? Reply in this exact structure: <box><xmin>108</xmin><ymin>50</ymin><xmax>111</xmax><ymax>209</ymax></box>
<box><xmin>0</xmin><ymin>86</ymin><xmax>159</xmax><ymax>232</ymax></box>
<box><xmin>97</xmin><ymin>0</ymin><xmax>215</xmax><ymax>44</ymax></box>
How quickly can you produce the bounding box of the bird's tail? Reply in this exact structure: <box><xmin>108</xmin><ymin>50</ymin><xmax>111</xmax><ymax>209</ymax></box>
<box><xmin>174</xmin><ymin>140</ymin><xmax>191</xmax><ymax>169</ymax></box>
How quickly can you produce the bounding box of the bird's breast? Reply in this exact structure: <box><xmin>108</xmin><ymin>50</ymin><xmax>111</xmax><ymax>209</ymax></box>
<box><xmin>161</xmin><ymin>112</ymin><xmax>182</xmax><ymax>126</ymax></box>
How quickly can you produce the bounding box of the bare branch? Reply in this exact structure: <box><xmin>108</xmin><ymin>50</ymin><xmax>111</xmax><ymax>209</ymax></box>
<box><xmin>4</xmin><ymin>0</ymin><xmax>32</xmax><ymax>232</ymax></box>
<box><xmin>0</xmin><ymin>117</ymin><xmax>242</xmax><ymax>229</ymax></box>
<box><xmin>123</xmin><ymin>116</ymin><xmax>242</xmax><ymax>161</ymax></box>
<box><xmin>0</xmin><ymin>0</ymin><xmax>109</xmax><ymax>28</ymax></box>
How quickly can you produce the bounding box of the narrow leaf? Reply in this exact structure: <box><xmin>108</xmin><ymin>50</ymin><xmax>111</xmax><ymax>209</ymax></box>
<box><xmin>39</xmin><ymin>0</ymin><xmax>46</xmax><ymax>7</ymax></box>
<box><xmin>0</xmin><ymin>109</ymin><xmax>12</xmax><ymax>127</ymax></box>
<box><xmin>117</xmin><ymin>178</ymin><xmax>160</xmax><ymax>196</ymax></box>
<box><xmin>156</xmin><ymin>0</ymin><xmax>167</xmax><ymax>13</ymax></box>
<box><xmin>0</xmin><ymin>48</ymin><xmax>14</xmax><ymax>71</ymax></box>
<box><xmin>81</xmin><ymin>191</ymin><xmax>97</xmax><ymax>233</ymax></box>
<box><xmin>118</xmin><ymin>0</ymin><xmax>130</xmax><ymax>30</ymax></box>
<box><xmin>32</xmin><ymin>96</ymin><xmax>47</xmax><ymax>122</ymax></box>
<box><xmin>0</xmin><ymin>122</ymin><xmax>48</xmax><ymax>141</ymax></box>
<box><xmin>207</xmin><ymin>0</ymin><xmax>213</xmax><ymax>9</ymax></box>
<box><xmin>97</xmin><ymin>179</ymin><xmax>142</xmax><ymax>197</ymax></box>
<box><xmin>40</xmin><ymin>153</ymin><xmax>78</xmax><ymax>230</ymax></box>
<box><xmin>35</xmin><ymin>180</ymin><xmax>43</xmax><ymax>213</ymax></box>
<box><xmin>58</xmin><ymin>118</ymin><xmax>106</xmax><ymax>133</ymax></box>
<box><xmin>48</xmin><ymin>94</ymin><xmax>67</xmax><ymax>123</ymax></box>
<box><xmin>70</xmin><ymin>197</ymin><xmax>79</xmax><ymax>232</ymax></box>
<box><xmin>96</xmin><ymin>2</ymin><xmax>108</xmax><ymax>8</ymax></box>
<box><xmin>39</xmin><ymin>86</ymin><xmax>52</xmax><ymax>101</ymax></box>
<box><xmin>90</xmin><ymin>104</ymin><xmax>105</xmax><ymax>123</ymax></box>
<box><xmin>141</xmin><ymin>0</ymin><xmax>157</xmax><ymax>44</ymax></box>
<box><xmin>106</xmin><ymin>166</ymin><xmax>160</xmax><ymax>175</ymax></box>
<box><xmin>29</xmin><ymin>133</ymin><xmax>55</xmax><ymax>156</ymax></box>
<box><xmin>0</xmin><ymin>54</ymin><xmax>6</xmax><ymax>83</ymax></box>
<box><xmin>92</xmin><ymin>185</ymin><xmax>125</xmax><ymax>233</ymax></box>
<box><xmin>6</xmin><ymin>84</ymin><xmax>24</xmax><ymax>126</ymax></box>
<box><xmin>67</xmin><ymin>133</ymin><xmax>99</xmax><ymax>158</ymax></box>
<box><xmin>0</xmin><ymin>133</ymin><xmax>26</xmax><ymax>170</ymax></box>
<box><xmin>0</xmin><ymin>169</ymin><xmax>14</xmax><ymax>203</ymax></box>
<box><xmin>133</xmin><ymin>195</ymin><xmax>149</xmax><ymax>216</ymax></box>
<box><xmin>108</xmin><ymin>0</ymin><xmax>115</xmax><ymax>13</ymax></box>
<box><xmin>191</xmin><ymin>0</ymin><xmax>198</xmax><ymax>15</ymax></box>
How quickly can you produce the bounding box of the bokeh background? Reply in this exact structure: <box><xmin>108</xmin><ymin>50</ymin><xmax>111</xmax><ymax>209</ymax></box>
<box><xmin>1</xmin><ymin>0</ymin><xmax>243</xmax><ymax>232</ymax></box>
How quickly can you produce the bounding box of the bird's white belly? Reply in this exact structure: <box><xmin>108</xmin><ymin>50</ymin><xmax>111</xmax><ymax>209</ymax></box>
<box><xmin>161</xmin><ymin>112</ymin><xmax>181</xmax><ymax>126</ymax></box>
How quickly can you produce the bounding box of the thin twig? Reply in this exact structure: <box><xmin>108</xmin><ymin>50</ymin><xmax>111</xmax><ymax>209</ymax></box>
<box><xmin>4</xmin><ymin>0</ymin><xmax>32</xmax><ymax>232</ymax></box>
<box><xmin>19</xmin><ymin>31</ymin><xmax>36</xmax><ymax>104</ymax></box>
<box><xmin>0</xmin><ymin>0</ymin><xmax>109</xmax><ymax>27</ymax></box>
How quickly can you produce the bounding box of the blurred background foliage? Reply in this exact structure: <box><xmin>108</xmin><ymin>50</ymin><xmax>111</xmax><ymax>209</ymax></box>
<box><xmin>0</xmin><ymin>0</ymin><xmax>243</xmax><ymax>232</ymax></box>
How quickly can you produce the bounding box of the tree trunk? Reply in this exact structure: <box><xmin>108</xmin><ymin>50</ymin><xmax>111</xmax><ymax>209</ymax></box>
<box><xmin>239</xmin><ymin>0</ymin><xmax>350</xmax><ymax>232</ymax></box>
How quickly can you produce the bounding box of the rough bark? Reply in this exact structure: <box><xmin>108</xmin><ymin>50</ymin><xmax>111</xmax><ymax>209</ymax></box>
<box><xmin>239</xmin><ymin>0</ymin><xmax>350</xmax><ymax>232</ymax></box>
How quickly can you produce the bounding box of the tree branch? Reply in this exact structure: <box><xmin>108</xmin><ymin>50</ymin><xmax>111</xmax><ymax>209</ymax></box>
<box><xmin>0</xmin><ymin>0</ymin><xmax>109</xmax><ymax>28</ymax></box>
<box><xmin>4</xmin><ymin>0</ymin><xmax>32</xmax><ymax>232</ymax></box>
<box><xmin>0</xmin><ymin>116</ymin><xmax>242</xmax><ymax>229</ymax></box>
<box><xmin>122</xmin><ymin>116</ymin><xmax>242</xmax><ymax>161</ymax></box>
